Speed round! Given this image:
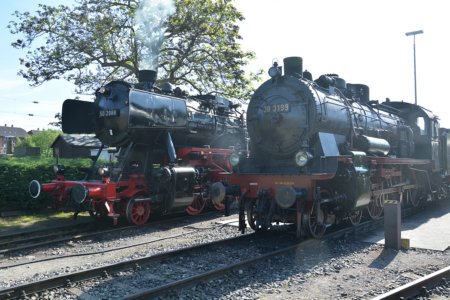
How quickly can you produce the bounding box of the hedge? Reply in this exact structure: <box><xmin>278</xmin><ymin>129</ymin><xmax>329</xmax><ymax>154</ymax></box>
<box><xmin>0</xmin><ymin>157</ymin><xmax>92</xmax><ymax>212</ymax></box>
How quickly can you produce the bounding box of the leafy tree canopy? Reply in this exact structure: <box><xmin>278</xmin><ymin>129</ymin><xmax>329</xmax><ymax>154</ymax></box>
<box><xmin>48</xmin><ymin>112</ymin><xmax>62</xmax><ymax>128</ymax></box>
<box><xmin>16</xmin><ymin>130</ymin><xmax>62</xmax><ymax>157</ymax></box>
<box><xmin>8</xmin><ymin>0</ymin><xmax>261</xmax><ymax>100</ymax></box>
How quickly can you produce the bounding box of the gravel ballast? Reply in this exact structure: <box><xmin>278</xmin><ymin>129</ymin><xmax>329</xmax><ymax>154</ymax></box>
<box><xmin>1</xmin><ymin>211</ymin><xmax>449</xmax><ymax>299</ymax></box>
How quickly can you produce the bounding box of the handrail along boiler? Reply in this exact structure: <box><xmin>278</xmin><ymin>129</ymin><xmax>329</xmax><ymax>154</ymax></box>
<box><xmin>221</xmin><ymin>56</ymin><xmax>450</xmax><ymax>238</ymax></box>
<box><xmin>29</xmin><ymin>70</ymin><xmax>246</xmax><ymax>225</ymax></box>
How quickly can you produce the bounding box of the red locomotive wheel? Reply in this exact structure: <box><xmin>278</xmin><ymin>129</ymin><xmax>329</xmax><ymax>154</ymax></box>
<box><xmin>186</xmin><ymin>195</ymin><xmax>206</xmax><ymax>216</ymax></box>
<box><xmin>213</xmin><ymin>201</ymin><xmax>225</xmax><ymax>211</ymax></box>
<box><xmin>126</xmin><ymin>196</ymin><xmax>151</xmax><ymax>226</ymax></box>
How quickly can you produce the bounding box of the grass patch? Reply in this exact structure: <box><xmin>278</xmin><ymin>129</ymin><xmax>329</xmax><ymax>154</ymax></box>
<box><xmin>0</xmin><ymin>211</ymin><xmax>88</xmax><ymax>229</ymax></box>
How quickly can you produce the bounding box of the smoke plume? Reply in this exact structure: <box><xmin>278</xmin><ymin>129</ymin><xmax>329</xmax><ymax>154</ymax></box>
<box><xmin>134</xmin><ymin>0</ymin><xmax>176</xmax><ymax>71</ymax></box>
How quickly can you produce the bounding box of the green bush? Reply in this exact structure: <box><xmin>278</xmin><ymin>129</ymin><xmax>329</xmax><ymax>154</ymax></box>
<box><xmin>16</xmin><ymin>130</ymin><xmax>62</xmax><ymax>158</ymax></box>
<box><xmin>0</xmin><ymin>156</ymin><xmax>92</xmax><ymax>212</ymax></box>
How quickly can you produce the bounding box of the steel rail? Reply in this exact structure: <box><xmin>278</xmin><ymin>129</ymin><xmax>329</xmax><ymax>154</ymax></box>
<box><xmin>123</xmin><ymin>241</ymin><xmax>303</xmax><ymax>300</ymax></box>
<box><xmin>0</xmin><ymin>222</ymin><xmax>95</xmax><ymax>246</ymax></box>
<box><xmin>0</xmin><ymin>233</ymin><xmax>254</xmax><ymax>299</ymax></box>
<box><xmin>0</xmin><ymin>226</ymin><xmax>130</xmax><ymax>255</ymax></box>
<box><xmin>0</xmin><ymin>210</ymin><xmax>223</xmax><ymax>255</ymax></box>
<box><xmin>372</xmin><ymin>265</ymin><xmax>450</xmax><ymax>300</ymax></box>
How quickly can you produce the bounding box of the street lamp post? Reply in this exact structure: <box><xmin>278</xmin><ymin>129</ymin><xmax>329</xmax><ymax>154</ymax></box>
<box><xmin>405</xmin><ymin>30</ymin><xmax>423</xmax><ymax>105</ymax></box>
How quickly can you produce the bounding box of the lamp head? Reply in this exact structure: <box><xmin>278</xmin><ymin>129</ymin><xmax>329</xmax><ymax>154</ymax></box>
<box><xmin>405</xmin><ymin>30</ymin><xmax>423</xmax><ymax>36</ymax></box>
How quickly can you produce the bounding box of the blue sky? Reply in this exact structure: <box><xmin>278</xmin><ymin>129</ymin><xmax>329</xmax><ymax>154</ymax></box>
<box><xmin>1</xmin><ymin>0</ymin><xmax>450</xmax><ymax>131</ymax></box>
<box><xmin>1</xmin><ymin>0</ymin><xmax>85</xmax><ymax>131</ymax></box>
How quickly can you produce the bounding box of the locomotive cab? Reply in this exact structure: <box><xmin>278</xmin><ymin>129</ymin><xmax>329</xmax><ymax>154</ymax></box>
<box><xmin>381</xmin><ymin>101</ymin><xmax>440</xmax><ymax>165</ymax></box>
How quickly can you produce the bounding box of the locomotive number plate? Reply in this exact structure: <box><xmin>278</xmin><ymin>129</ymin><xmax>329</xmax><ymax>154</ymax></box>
<box><xmin>99</xmin><ymin>109</ymin><xmax>120</xmax><ymax>118</ymax></box>
<box><xmin>263</xmin><ymin>103</ymin><xmax>290</xmax><ymax>113</ymax></box>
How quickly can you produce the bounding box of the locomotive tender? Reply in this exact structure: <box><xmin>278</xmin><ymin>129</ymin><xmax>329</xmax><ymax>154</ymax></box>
<box><xmin>222</xmin><ymin>56</ymin><xmax>450</xmax><ymax>238</ymax></box>
<box><xmin>29</xmin><ymin>70</ymin><xmax>246</xmax><ymax>225</ymax></box>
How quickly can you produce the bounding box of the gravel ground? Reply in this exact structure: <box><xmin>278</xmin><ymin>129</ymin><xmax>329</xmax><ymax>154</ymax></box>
<box><xmin>178</xmin><ymin>239</ymin><xmax>450</xmax><ymax>300</ymax></box>
<box><xmin>0</xmin><ymin>211</ymin><xmax>246</xmax><ymax>289</ymax></box>
<box><xmin>187</xmin><ymin>203</ymin><xmax>450</xmax><ymax>300</ymax></box>
<box><xmin>1</xmin><ymin>210</ymin><xmax>450</xmax><ymax>300</ymax></box>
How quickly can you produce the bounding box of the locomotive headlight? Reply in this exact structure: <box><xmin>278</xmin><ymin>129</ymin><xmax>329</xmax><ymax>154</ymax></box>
<box><xmin>229</xmin><ymin>153</ymin><xmax>240</xmax><ymax>167</ymax></box>
<box><xmin>53</xmin><ymin>165</ymin><xmax>65</xmax><ymax>175</ymax></box>
<box><xmin>268</xmin><ymin>66</ymin><xmax>282</xmax><ymax>78</ymax></box>
<box><xmin>98</xmin><ymin>167</ymin><xmax>109</xmax><ymax>177</ymax></box>
<box><xmin>295</xmin><ymin>150</ymin><xmax>312</xmax><ymax>167</ymax></box>
<box><xmin>98</xmin><ymin>86</ymin><xmax>111</xmax><ymax>96</ymax></box>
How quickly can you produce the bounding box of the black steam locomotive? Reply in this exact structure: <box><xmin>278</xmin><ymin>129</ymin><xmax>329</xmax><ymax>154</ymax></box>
<box><xmin>222</xmin><ymin>56</ymin><xmax>450</xmax><ymax>237</ymax></box>
<box><xmin>29</xmin><ymin>70</ymin><xmax>246</xmax><ymax>225</ymax></box>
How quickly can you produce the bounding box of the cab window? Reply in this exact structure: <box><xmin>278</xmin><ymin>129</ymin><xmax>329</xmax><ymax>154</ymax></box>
<box><xmin>432</xmin><ymin>120</ymin><xmax>439</xmax><ymax>139</ymax></box>
<box><xmin>416</xmin><ymin>117</ymin><xmax>426</xmax><ymax>136</ymax></box>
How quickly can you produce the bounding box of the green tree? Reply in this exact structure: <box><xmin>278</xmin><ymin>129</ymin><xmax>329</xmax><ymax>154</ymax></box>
<box><xmin>8</xmin><ymin>0</ymin><xmax>261</xmax><ymax>100</ymax></box>
<box><xmin>48</xmin><ymin>112</ymin><xmax>62</xmax><ymax>128</ymax></box>
<box><xmin>16</xmin><ymin>130</ymin><xmax>62</xmax><ymax>157</ymax></box>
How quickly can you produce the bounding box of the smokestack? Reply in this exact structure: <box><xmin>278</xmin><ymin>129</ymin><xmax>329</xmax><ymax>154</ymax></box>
<box><xmin>138</xmin><ymin>70</ymin><xmax>157</xmax><ymax>83</ymax></box>
<box><xmin>137</xmin><ymin>70</ymin><xmax>157</xmax><ymax>91</ymax></box>
<box><xmin>283</xmin><ymin>57</ymin><xmax>303</xmax><ymax>78</ymax></box>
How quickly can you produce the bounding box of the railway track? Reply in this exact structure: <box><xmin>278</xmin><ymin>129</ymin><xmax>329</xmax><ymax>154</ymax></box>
<box><xmin>372</xmin><ymin>265</ymin><xmax>450</xmax><ymax>299</ymax></box>
<box><xmin>124</xmin><ymin>234</ymin><xmax>301</xmax><ymax>300</ymax></box>
<box><xmin>0</xmin><ymin>211</ymin><xmax>224</xmax><ymax>256</ymax></box>
<box><xmin>0</xmin><ymin>203</ymin><xmax>430</xmax><ymax>299</ymax></box>
<box><xmin>0</xmin><ymin>222</ymin><xmax>108</xmax><ymax>255</ymax></box>
<box><xmin>0</xmin><ymin>232</ymin><xmax>289</xmax><ymax>299</ymax></box>
<box><xmin>0</xmin><ymin>205</ymin><xmax>414</xmax><ymax>299</ymax></box>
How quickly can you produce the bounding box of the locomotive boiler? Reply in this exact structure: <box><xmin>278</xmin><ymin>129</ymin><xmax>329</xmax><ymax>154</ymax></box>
<box><xmin>29</xmin><ymin>70</ymin><xmax>246</xmax><ymax>225</ymax></box>
<box><xmin>222</xmin><ymin>56</ymin><xmax>450</xmax><ymax>238</ymax></box>
<box><xmin>62</xmin><ymin>70</ymin><xmax>244</xmax><ymax>149</ymax></box>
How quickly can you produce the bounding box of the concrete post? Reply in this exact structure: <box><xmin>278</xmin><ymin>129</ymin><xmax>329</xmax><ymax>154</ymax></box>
<box><xmin>384</xmin><ymin>200</ymin><xmax>401</xmax><ymax>250</ymax></box>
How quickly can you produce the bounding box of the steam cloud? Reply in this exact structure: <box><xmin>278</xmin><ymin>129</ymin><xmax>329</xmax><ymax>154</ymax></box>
<box><xmin>134</xmin><ymin>0</ymin><xmax>176</xmax><ymax>71</ymax></box>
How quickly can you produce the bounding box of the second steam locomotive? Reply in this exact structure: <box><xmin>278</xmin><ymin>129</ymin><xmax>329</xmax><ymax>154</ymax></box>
<box><xmin>221</xmin><ymin>56</ymin><xmax>450</xmax><ymax>238</ymax></box>
<box><xmin>29</xmin><ymin>70</ymin><xmax>246</xmax><ymax>225</ymax></box>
